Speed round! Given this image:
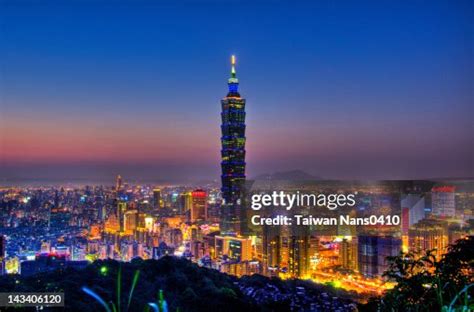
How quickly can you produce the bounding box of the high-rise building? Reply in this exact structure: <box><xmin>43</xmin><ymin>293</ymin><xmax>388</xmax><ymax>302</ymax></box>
<box><xmin>221</xmin><ymin>55</ymin><xmax>246</xmax><ymax>235</ymax></box>
<box><xmin>182</xmin><ymin>192</ymin><xmax>193</xmax><ymax>212</ymax></box>
<box><xmin>117</xmin><ymin>201</ymin><xmax>128</xmax><ymax>233</ymax></box>
<box><xmin>288</xmin><ymin>235</ymin><xmax>310</xmax><ymax>278</ymax></box>
<box><xmin>401</xmin><ymin>194</ymin><xmax>426</xmax><ymax>234</ymax></box>
<box><xmin>340</xmin><ymin>237</ymin><xmax>358</xmax><ymax>271</ymax></box>
<box><xmin>115</xmin><ymin>175</ymin><xmax>123</xmax><ymax>192</ymax></box>
<box><xmin>358</xmin><ymin>235</ymin><xmax>401</xmax><ymax>278</ymax></box>
<box><xmin>190</xmin><ymin>189</ymin><xmax>207</xmax><ymax>222</ymax></box>
<box><xmin>153</xmin><ymin>188</ymin><xmax>161</xmax><ymax>211</ymax></box>
<box><xmin>409</xmin><ymin>219</ymin><xmax>448</xmax><ymax>260</ymax></box>
<box><xmin>431</xmin><ymin>186</ymin><xmax>456</xmax><ymax>217</ymax></box>
<box><xmin>261</xmin><ymin>224</ymin><xmax>312</xmax><ymax>278</ymax></box>
<box><xmin>124</xmin><ymin>210</ymin><xmax>138</xmax><ymax>234</ymax></box>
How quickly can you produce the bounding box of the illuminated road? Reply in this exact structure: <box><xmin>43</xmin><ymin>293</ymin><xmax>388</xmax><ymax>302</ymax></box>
<box><xmin>308</xmin><ymin>271</ymin><xmax>394</xmax><ymax>295</ymax></box>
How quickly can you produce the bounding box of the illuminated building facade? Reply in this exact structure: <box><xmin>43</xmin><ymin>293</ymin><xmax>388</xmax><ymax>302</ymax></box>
<box><xmin>144</xmin><ymin>216</ymin><xmax>154</xmax><ymax>232</ymax></box>
<box><xmin>215</xmin><ymin>235</ymin><xmax>252</xmax><ymax>262</ymax></box>
<box><xmin>340</xmin><ymin>237</ymin><xmax>358</xmax><ymax>271</ymax></box>
<box><xmin>124</xmin><ymin>210</ymin><xmax>138</xmax><ymax>234</ymax></box>
<box><xmin>288</xmin><ymin>236</ymin><xmax>310</xmax><ymax>278</ymax></box>
<box><xmin>105</xmin><ymin>213</ymin><xmax>120</xmax><ymax>233</ymax></box>
<box><xmin>190</xmin><ymin>189</ymin><xmax>207</xmax><ymax>222</ymax></box>
<box><xmin>358</xmin><ymin>235</ymin><xmax>401</xmax><ymax>278</ymax></box>
<box><xmin>176</xmin><ymin>192</ymin><xmax>193</xmax><ymax>215</ymax></box>
<box><xmin>401</xmin><ymin>194</ymin><xmax>426</xmax><ymax>234</ymax></box>
<box><xmin>117</xmin><ymin>201</ymin><xmax>127</xmax><ymax>233</ymax></box>
<box><xmin>183</xmin><ymin>192</ymin><xmax>193</xmax><ymax>212</ymax></box>
<box><xmin>153</xmin><ymin>188</ymin><xmax>161</xmax><ymax>211</ymax></box>
<box><xmin>431</xmin><ymin>186</ymin><xmax>456</xmax><ymax>217</ymax></box>
<box><xmin>409</xmin><ymin>219</ymin><xmax>448</xmax><ymax>259</ymax></box>
<box><xmin>221</xmin><ymin>55</ymin><xmax>246</xmax><ymax>235</ymax></box>
<box><xmin>115</xmin><ymin>174</ymin><xmax>122</xmax><ymax>192</ymax></box>
<box><xmin>220</xmin><ymin>260</ymin><xmax>261</xmax><ymax>277</ymax></box>
<box><xmin>262</xmin><ymin>225</ymin><xmax>314</xmax><ymax>278</ymax></box>
<box><xmin>20</xmin><ymin>254</ymin><xmax>88</xmax><ymax>276</ymax></box>
<box><xmin>4</xmin><ymin>257</ymin><xmax>20</xmax><ymax>274</ymax></box>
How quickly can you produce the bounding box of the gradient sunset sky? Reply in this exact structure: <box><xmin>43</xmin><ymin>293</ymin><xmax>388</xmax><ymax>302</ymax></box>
<box><xmin>1</xmin><ymin>0</ymin><xmax>473</xmax><ymax>183</ymax></box>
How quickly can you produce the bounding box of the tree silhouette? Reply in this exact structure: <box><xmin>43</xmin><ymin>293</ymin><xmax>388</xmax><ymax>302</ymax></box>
<box><xmin>362</xmin><ymin>236</ymin><xmax>474</xmax><ymax>311</ymax></box>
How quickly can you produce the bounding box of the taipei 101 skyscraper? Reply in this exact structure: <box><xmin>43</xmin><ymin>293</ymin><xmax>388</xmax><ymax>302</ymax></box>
<box><xmin>221</xmin><ymin>55</ymin><xmax>246</xmax><ymax>235</ymax></box>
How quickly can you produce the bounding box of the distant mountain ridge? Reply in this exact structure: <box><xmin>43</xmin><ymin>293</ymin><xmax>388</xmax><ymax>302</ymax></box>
<box><xmin>252</xmin><ymin>170</ymin><xmax>321</xmax><ymax>181</ymax></box>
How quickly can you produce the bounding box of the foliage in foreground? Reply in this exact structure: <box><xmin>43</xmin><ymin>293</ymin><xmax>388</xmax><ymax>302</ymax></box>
<box><xmin>361</xmin><ymin>236</ymin><xmax>474</xmax><ymax>312</ymax></box>
<box><xmin>0</xmin><ymin>256</ymin><xmax>357</xmax><ymax>311</ymax></box>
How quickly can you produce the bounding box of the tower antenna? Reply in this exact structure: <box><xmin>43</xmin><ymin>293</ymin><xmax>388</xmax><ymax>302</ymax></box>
<box><xmin>231</xmin><ymin>55</ymin><xmax>236</xmax><ymax>78</ymax></box>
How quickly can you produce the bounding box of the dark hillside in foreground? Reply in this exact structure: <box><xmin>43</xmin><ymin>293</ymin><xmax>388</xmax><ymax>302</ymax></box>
<box><xmin>0</xmin><ymin>256</ymin><xmax>358</xmax><ymax>311</ymax></box>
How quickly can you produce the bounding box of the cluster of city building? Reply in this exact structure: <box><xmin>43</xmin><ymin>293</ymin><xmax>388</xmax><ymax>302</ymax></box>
<box><xmin>0</xmin><ymin>57</ymin><xmax>472</xmax><ymax>296</ymax></box>
<box><xmin>0</xmin><ymin>177</ymin><xmax>472</xmax><ymax>295</ymax></box>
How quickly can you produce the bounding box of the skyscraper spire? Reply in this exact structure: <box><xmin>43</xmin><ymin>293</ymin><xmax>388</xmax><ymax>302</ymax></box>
<box><xmin>228</xmin><ymin>55</ymin><xmax>239</xmax><ymax>95</ymax></box>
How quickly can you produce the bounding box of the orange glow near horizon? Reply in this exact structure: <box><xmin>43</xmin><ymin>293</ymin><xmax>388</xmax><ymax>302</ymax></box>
<box><xmin>1</xmin><ymin>117</ymin><xmax>219</xmax><ymax>164</ymax></box>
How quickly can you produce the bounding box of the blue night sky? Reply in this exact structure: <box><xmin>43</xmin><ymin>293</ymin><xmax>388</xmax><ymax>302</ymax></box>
<box><xmin>1</xmin><ymin>0</ymin><xmax>473</xmax><ymax>183</ymax></box>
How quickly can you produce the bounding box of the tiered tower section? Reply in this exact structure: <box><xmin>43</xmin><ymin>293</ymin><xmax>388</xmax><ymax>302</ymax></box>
<box><xmin>220</xmin><ymin>55</ymin><xmax>246</xmax><ymax>235</ymax></box>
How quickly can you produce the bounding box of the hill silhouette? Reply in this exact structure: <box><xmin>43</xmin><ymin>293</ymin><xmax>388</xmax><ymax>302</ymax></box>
<box><xmin>0</xmin><ymin>256</ymin><xmax>357</xmax><ymax>311</ymax></box>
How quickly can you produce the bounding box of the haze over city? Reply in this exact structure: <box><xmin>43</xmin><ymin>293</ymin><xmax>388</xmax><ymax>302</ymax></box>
<box><xmin>1</xmin><ymin>0</ymin><xmax>473</xmax><ymax>183</ymax></box>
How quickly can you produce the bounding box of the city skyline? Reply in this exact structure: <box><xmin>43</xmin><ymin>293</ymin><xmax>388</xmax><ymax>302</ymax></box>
<box><xmin>1</xmin><ymin>0</ymin><xmax>473</xmax><ymax>183</ymax></box>
<box><xmin>0</xmin><ymin>2</ymin><xmax>473</xmax><ymax>310</ymax></box>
